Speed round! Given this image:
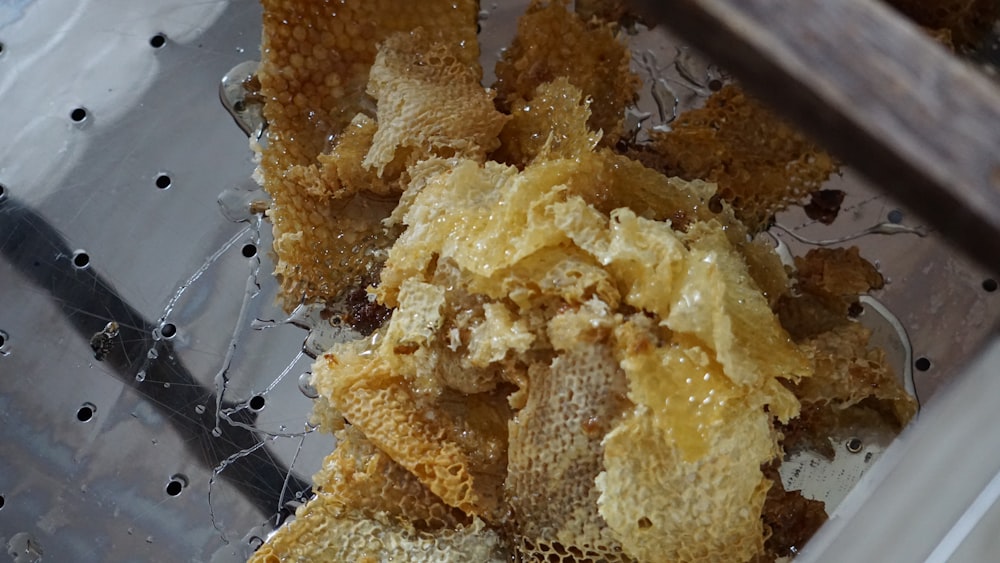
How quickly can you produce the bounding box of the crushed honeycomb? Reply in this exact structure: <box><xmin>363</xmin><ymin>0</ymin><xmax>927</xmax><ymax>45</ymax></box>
<box><xmin>797</xmin><ymin>322</ymin><xmax>918</xmax><ymax>425</ymax></box>
<box><xmin>575</xmin><ymin>0</ymin><xmax>641</xmax><ymax>28</ymax></box>
<box><xmin>776</xmin><ymin>248</ymin><xmax>917</xmax><ymax>458</ymax></box>
<box><xmin>628</xmin><ymin>84</ymin><xmax>838</xmax><ymax>232</ymax></box>
<box><xmin>777</xmin><ymin>247</ymin><xmax>885</xmax><ymax>341</ymax></box>
<box><xmin>758</xmin><ymin>462</ymin><xmax>828</xmax><ymax>561</ymax></box>
<box><xmin>251</xmin><ymin>2</ymin><xmax>921</xmax><ymax>562</ymax></box>
<box><xmin>885</xmin><ymin>0</ymin><xmax>1000</xmax><ymax>48</ymax></box>
<box><xmin>255</xmin><ymin>0</ymin><xmax>482</xmax><ymax>308</ymax></box>
<box><xmin>314</xmin><ymin>137</ymin><xmax>808</xmax><ymax>560</ymax></box>
<box><xmin>493</xmin><ymin>0</ymin><xmax>641</xmax><ymax>148</ymax></box>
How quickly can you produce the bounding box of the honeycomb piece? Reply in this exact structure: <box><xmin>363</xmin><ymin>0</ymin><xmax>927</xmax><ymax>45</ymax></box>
<box><xmin>364</xmin><ymin>31</ymin><xmax>509</xmax><ymax>176</ymax></box>
<box><xmin>383</xmin><ymin>278</ymin><xmax>447</xmax><ymax>353</ymax></box>
<box><xmin>257</xmin><ymin>0</ymin><xmax>480</xmax><ymax>307</ymax></box>
<box><xmin>794</xmin><ymin>247</ymin><xmax>885</xmax><ymax>298</ymax></box>
<box><xmin>494</xmin><ymin>78</ymin><xmax>602</xmax><ymax>168</ymax></box>
<box><xmin>629</xmin><ymin>85</ymin><xmax>838</xmax><ymax>231</ymax></box>
<box><xmin>466</xmin><ymin>302</ymin><xmax>535</xmax><ymax>368</ymax></box>
<box><xmin>494</xmin><ymin>0</ymin><xmax>640</xmax><ymax>146</ymax></box>
<box><xmin>249</xmin><ymin>508</ymin><xmax>506</xmax><ymax>563</ymax></box>
<box><xmin>375</xmin><ymin>159</ymin><xmax>566</xmax><ymax>306</ymax></box>
<box><xmin>310</xmin><ymin>425</ymin><xmax>469</xmax><ymax>530</ymax></box>
<box><xmin>796</xmin><ymin>322</ymin><xmax>918</xmax><ymax>427</ymax></box>
<box><xmin>404</xmin><ymin>274</ymin><xmax>516</xmax><ymax>395</ymax></box>
<box><xmin>597</xmin><ymin>309</ymin><xmax>802</xmax><ymax>562</ymax></box>
<box><xmin>258</xmin><ymin>0</ymin><xmax>479</xmax><ymax>164</ymax></box>
<box><xmin>575</xmin><ymin>0</ymin><xmax>641</xmax><ymax>27</ymax></box>
<box><xmin>506</xmin><ymin>309</ymin><xmax>631</xmax><ymax>560</ymax></box>
<box><xmin>758</xmin><ymin>462</ymin><xmax>828</xmax><ymax>561</ymax></box>
<box><xmin>304</xmin><ymin>113</ymin><xmax>400</xmax><ymax>200</ymax></box>
<box><xmin>249</xmin><ymin>425</ymin><xmax>500</xmax><ymax>562</ymax></box>
<box><xmin>740</xmin><ymin>234</ymin><xmax>792</xmax><ymax>308</ymax></box>
<box><xmin>666</xmin><ymin>221</ymin><xmax>811</xmax><ymax>395</ymax></box>
<box><xmin>598</xmin><ymin>407</ymin><xmax>777</xmax><ymax>563</ymax></box>
<box><xmin>777</xmin><ymin>246</ymin><xmax>884</xmax><ymax>341</ymax></box>
<box><xmin>886</xmin><ymin>0</ymin><xmax>1000</xmax><ymax>48</ymax></box>
<box><xmin>312</xmin><ymin>339</ymin><xmax>487</xmax><ymax>516</ymax></box>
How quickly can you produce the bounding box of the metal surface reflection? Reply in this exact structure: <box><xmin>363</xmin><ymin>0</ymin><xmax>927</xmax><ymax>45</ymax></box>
<box><xmin>1</xmin><ymin>1</ymin><xmax>999</xmax><ymax>561</ymax></box>
<box><xmin>0</xmin><ymin>194</ymin><xmax>309</xmax><ymax>520</ymax></box>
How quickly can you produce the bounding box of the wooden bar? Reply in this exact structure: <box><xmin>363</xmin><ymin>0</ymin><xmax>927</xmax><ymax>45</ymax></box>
<box><xmin>633</xmin><ymin>0</ymin><xmax>1000</xmax><ymax>272</ymax></box>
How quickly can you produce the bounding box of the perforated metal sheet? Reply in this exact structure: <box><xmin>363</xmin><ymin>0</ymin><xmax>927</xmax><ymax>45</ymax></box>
<box><xmin>1</xmin><ymin>2</ymin><xmax>998</xmax><ymax>562</ymax></box>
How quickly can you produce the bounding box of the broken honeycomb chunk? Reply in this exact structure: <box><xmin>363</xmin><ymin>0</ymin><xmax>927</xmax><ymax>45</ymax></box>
<box><xmin>258</xmin><ymin>0</ymin><xmax>479</xmax><ymax>164</ymax></box>
<box><xmin>777</xmin><ymin>246</ymin><xmax>885</xmax><ymax>341</ymax></box>
<box><xmin>494</xmin><ymin>0</ymin><xmax>640</xmax><ymax>146</ymax></box>
<box><xmin>493</xmin><ymin>78</ymin><xmax>602</xmax><ymax>168</ymax></box>
<box><xmin>598</xmin><ymin>407</ymin><xmax>776</xmax><ymax>563</ymax></box>
<box><xmin>796</xmin><ymin>322</ymin><xmax>918</xmax><ymax>427</ymax></box>
<box><xmin>256</xmin><ymin>0</ymin><xmax>482</xmax><ymax>307</ymax></box>
<box><xmin>506</xmin><ymin>311</ymin><xmax>631</xmax><ymax>560</ymax></box>
<box><xmin>312</xmin><ymin>339</ymin><xmax>489</xmax><ymax>516</ymax></box>
<box><xmin>628</xmin><ymin>85</ymin><xmax>838</xmax><ymax>232</ymax></box>
<box><xmin>364</xmin><ymin>29</ymin><xmax>510</xmax><ymax>175</ymax></box>
<box><xmin>886</xmin><ymin>0</ymin><xmax>1000</xmax><ymax>48</ymax></box>
<box><xmin>252</xmin><ymin>1</ymin><xmax>921</xmax><ymax>561</ymax></box>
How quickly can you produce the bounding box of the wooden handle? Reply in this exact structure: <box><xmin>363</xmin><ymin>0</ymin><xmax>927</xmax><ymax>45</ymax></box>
<box><xmin>633</xmin><ymin>0</ymin><xmax>1000</xmax><ymax>272</ymax></box>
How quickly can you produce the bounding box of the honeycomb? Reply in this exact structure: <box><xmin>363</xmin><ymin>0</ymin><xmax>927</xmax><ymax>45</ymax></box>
<box><xmin>758</xmin><ymin>462</ymin><xmax>828</xmax><ymax>561</ymax></box>
<box><xmin>886</xmin><ymin>0</ymin><xmax>1000</xmax><ymax>48</ymax></box>
<box><xmin>322</xmin><ymin>133</ymin><xmax>812</xmax><ymax>560</ymax></box>
<box><xmin>493</xmin><ymin>78</ymin><xmax>602</xmax><ymax>168</ymax></box>
<box><xmin>777</xmin><ymin>247</ymin><xmax>885</xmax><ymax>341</ymax></box>
<box><xmin>628</xmin><ymin>84</ymin><xmax>838</xmax><ymax>232</ymax></box>
<box><xmin>252</xmin><ymin>2</ymin><xmax>920</xmax><ymax>562</ymax></box>
<box><xmin>255</xmin><ymin>0</ymin><xmax>481</xmax><ymax>308</ymax></box>
<box><xmin>249</xmin><ymin>506</ymin><xmax>505</xmax><ymax>563</ymax></box>
<box><xmin>776</xmin><ymin>249</ymin><xmax>917</xmax><ymax>458</ymax></box>
<box><xmin>312</xmin><ymin>338</ymin><xmax>492</xmax><ymax>517</ymax></box>
<box><xmin>797</xmin><ymin>322</ymin><xmax>918</xmax><ymax>426</ymax></box>
<box><xmin>506</xmin><ymin>323</ymin><xmax>631</xmax><ymax>560</ymax></box>
<box><xmin>575</xmin><ymin>0</ymin><xmax>640</xmax><ymax>27</ymax></box>
<box><xmin>494</xmin><ymin>0</ymin><xmax>641</xmax><ymax>147</ymax></box>
<box><xmin>363</xmin><ymin>30</ymin><xmax>510</xmax><ymax>175</ymax></box>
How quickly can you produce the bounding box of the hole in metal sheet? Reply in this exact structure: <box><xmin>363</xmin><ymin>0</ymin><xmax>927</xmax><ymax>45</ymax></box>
<box><xmin>249</xmin><ymin>394</ymin><xmax>266</xmax><ymax>412</ymax></box>
<box><xmin>915</xmin><ymin>357</ymin><xmax>931</xmax><ymax>371</ymax></box>
<box><xmin>845</xmin><ymin>437</ymin><xmax>863</xmax><ymax>453</ymax></box>
<box><xmin>150</xmin><ymin>33</ymin><xmax>167</xmax><ymax>48</ymax></box>
<box><xmin>76</xmin><ymin>403</ymin><xmax>96</xmax><ymax>422</ymax></box>
<box><xmin>160</xmin><ymin>322</ymin><xmax>177</xmax><ymax>339</ymax></box>
<box><xmin>0</xmin><ymin>330</ymin><xmax>7</xmax><ymax>349</ymax></box>
<box><xmin>983</xmin><ymin>278</ymin><xmax>998</xmax><ymax>293</ymax></box>
<box><xmin>0</xmin><ymin>183</ymin><xmax>6</xmax><ymax>201</ymax></box>
<box><xmin>887</xmin><ymin>209</ymin><xmax>904</xmax><ymax>224</ymax></box>
<box><xmin>165</xmin><ymin>474</ymin><xmax>188</xmax><ymax>497</ymax></box>
<box><xmin>0</xmin><ymin>494</ymin><xmax>5</xmax><ymax>510</ymax></box>
<box><xmin>155</xmin><ymin>173</ymin><xmax>172</xmax><ymax>190</ymax></box>
<box><xmin>0</xmin><ymin>42</ymin><xmax>5</xmax><ymax>56</ymax></box>
<box><xmin>72</xmin><ymin>250</ymin><xmax>91</xmax><ymax>269</ymax></box>
<box><xmin>70</xmin><ymin>107</ymin><xmax>88</xmax><ymax>122</ymax></box>
<box><xmin>708</xmin><ymin>78</ymin><xmax>723</xmax><ymax>91</ymax></box>
<box><xmin>241</xmin><ymin>243</ymin><xmax>258</xmax><ymax>258</ymax></box>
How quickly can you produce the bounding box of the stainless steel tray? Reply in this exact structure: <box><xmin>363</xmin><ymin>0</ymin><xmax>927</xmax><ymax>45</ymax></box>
<box><xmin>1</xmin><ymin>1</ymin><xmax>997</xmax><ymax>561</ymax></box>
